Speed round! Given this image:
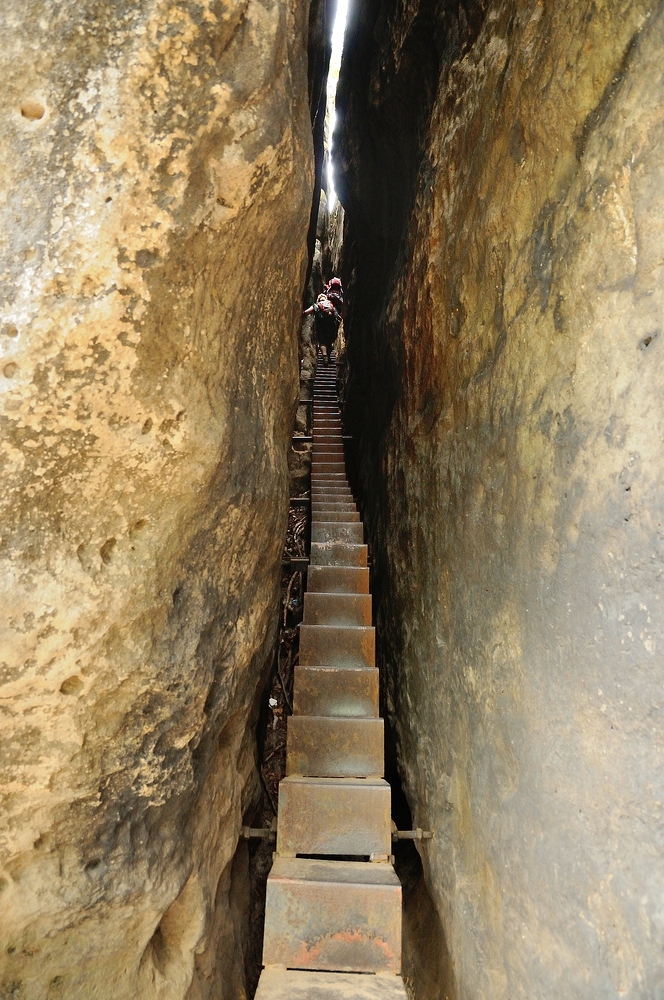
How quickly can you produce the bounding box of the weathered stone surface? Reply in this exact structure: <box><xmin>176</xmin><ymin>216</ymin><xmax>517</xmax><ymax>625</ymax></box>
<box><xmin>0</xmin><ymin>1</ymin><xmax>312</xmax><ymax>997</ymax></box>
<box><xmin>338</xmin><ymin>1</ymin><xmax>664</xmax><ymax>997</ymax></box>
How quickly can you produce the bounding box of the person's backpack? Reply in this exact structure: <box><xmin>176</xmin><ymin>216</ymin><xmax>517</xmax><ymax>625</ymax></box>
<box><xmin>316</xmin><ymin>297</ymin><xmax>339</xmax><ymax>321</ymax></box>
<box><xmin>327</xmin><ymin>291</ymin><xmax>344</xmax><ymax>317</ymax></box>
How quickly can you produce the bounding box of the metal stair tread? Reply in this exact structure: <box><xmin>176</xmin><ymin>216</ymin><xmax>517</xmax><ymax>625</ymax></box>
<box><xmin>269</xmin><ymin>855</ymin><xmax>399</xmax><ymax>885</ymax></box>
<box><xmin>255</xmin><ymin>969</ymin><xmax>408</xmax><ymax>1000</ymax></box>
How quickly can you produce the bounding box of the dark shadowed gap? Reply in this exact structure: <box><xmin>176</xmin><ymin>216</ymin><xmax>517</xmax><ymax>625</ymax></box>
<box><xmin>343</xmin><ymin>436</ymin><xmax>456</xmax><ymax>1000</ymax></box>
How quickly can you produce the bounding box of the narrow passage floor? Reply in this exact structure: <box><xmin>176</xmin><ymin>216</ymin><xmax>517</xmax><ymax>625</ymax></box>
<box><xmin>255</xmin><ymin>356</ymin><xmax>408</xmax><ymax>999</ymax></box>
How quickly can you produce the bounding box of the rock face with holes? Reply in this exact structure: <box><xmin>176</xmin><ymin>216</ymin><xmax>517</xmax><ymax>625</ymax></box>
<box><xmin>0</xmin><ymin>1</ymin><xmax>312</xmax><ymax>997</ymax></box>
<box><xmin>337</xmin><ymin>1</ymin><xmax>664</xmax><ymax>997</ymax></box>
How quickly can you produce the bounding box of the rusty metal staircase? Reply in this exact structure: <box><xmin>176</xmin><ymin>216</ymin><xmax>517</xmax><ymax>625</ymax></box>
<box><xmin>255</xmin><ymin>357</ymin><xmax>408</xmax><ymax>1000</ymax></box>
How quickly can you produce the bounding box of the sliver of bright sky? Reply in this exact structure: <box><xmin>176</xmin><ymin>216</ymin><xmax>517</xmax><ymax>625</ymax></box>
<box><xmin>326</xmin><ymin>0</ymin><xmax>349</xmax><ymax>210</ymax></box>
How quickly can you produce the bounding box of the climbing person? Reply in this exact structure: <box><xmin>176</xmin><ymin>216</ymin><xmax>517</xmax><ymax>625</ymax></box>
<box><xmin>303</xmin><ymin>293</ymin><xmax>341</xmax><ymax>364</ymax></box>
<box><xmin>324</xmin><ymin>276</ymin><xmax>344</xmax><ymax>319</ymax></box>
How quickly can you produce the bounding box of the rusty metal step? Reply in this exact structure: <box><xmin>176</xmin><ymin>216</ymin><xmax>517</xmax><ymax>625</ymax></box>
<box><xmin>311</xmin><ymin>523</ymin><xmax>364</xmax><ymax>545</ymax></box>
<box><xmin>311</xmin><ymin>503</ymin><xmax>355</xmax><ymax>510</ymax></box>
<box><xmin>312</xmin><ymin>498</ymin><xmax>352</xmax><ymax>505</ymax></box>
<box><xmin>263</xmin><ymin>857</ymin><xmax>401</xmax><ymax>973</ymax></box>
<box><xmin>255</xmin><ymin>969</ymin><xmax>408</xmax><ymax>1000</ymax></box>
<box><xmin>309</xmin><ymin>542</ymin><xmax>368</xmax><ymax>568</ymax></box>
<box><xmin>311</xmin><ymin>496</ymin><xmax>354</xmax><ymax>504</ymax></box>
<box><xmin>294</xmin><ymin>666</ymin><xmax>379</xmax><ymax>718</ymax></box>
<box><xmin>308</xmin><ymin>566</ymin><xmax>370</xmax><ymax>593</ymax></box>
<box><xmin>300</xmin><ymin>624</ymin><xmax>375</xmax><ymax>667</ymax></box>
<box><xmin>311</xmin><ymin>517</ymin><xmax>358</xmax><ymax>528</ymax></box>
<box><xmin>315</xmin><ymin>464</ymin><xmax>347</xmax><ymax>474</ymax></box>
<box><xmin>311</xmin><ymin>510</ymin><xmax>359</xmax><ymax>522</ymax></box>
<box><xmin>287</xmin><ymin>717</ymin><xmax>384</xmax><ymax>777</ymax></box>
<box><xmin>303</xmin><ymin>593</ymin><xmax>371</xmax><ymax>626</ymax></box>
<box><xmin>311</xmin><ymin>510</ymin><xmax>361</xmax><ymax>522</ymax></box>
<box><xmin>276</xmin><ymin>777</ymin><xmax>392</xmax><ymax>857</ymax></box>
<box><xmin>311</xmin><ymin>495</ymin><xmax>352</xmax><ymax>503</ymax></box>
<box><xmin>311</xmin><ymin>512</ymin><xmax>357</xmax><ymax>521</ymax></box>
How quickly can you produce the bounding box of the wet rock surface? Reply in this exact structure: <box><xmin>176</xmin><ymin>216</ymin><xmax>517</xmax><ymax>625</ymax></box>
<box><xmin>0</xmin><ymin>1</ymin><xmax>312</xmax><ymax>997</ymax></box>
<box><xmin>337</xmin><ymin>1</ymin><xmax>664</xmax><ymax>997</ymax></box>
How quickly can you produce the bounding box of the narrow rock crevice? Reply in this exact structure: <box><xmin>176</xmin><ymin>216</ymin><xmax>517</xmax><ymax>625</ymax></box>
<box><xmin>3</xmin><ymin>1</ymin><xmax>664</xmax><ymax>998</ymax></box>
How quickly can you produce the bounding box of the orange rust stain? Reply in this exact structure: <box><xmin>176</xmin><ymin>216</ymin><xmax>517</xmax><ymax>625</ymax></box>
<box><xmin>290</xmin><ymin>930</ymin><xmax>396</xmax><ymax>968</ymax></box>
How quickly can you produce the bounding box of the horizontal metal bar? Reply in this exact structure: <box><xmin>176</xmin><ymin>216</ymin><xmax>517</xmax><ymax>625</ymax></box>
<box><xmin>282</xmin><ymin>556</ymin><xmax>310</xmax><ymax>570</ymax></box>
<box><xmin>392</xmin><ymin>828</ymin><xmax>434</xmax><ymax>840</ymax></box>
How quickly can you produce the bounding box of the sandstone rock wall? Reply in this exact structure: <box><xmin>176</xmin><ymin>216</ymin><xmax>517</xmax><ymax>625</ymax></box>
<box><xmin>337</xmin><ymin>1</ymin><xmax>664</xmax><ymax>996</ymax></box>
<box><xmin>0</xmin><ymin>1</ymin><xmax>312</xmax><ymax>997</ymax></box>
